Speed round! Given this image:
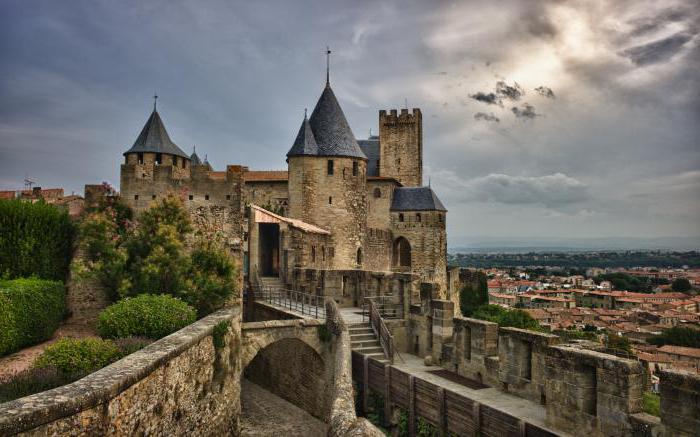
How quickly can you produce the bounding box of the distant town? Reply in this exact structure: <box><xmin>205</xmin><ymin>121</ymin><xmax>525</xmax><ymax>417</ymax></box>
<box><xmin>449</xmin><ymin>252</ymin><xmax>700</xmax><ymax>380</ymax></box>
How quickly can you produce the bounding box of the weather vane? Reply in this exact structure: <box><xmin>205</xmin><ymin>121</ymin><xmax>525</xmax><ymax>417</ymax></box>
<box><xmin>326</xmin><ymin>46</ymin><xmax>331</xmax><ymax>84</ymax></box>
<box><xmin>153</xmin><ymin>93</ymin><xmax>158</xmax><ymax>111</ymax></box>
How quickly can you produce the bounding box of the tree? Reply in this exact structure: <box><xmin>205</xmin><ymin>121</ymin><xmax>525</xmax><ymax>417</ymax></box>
<box><xmin>605</xmin><ymin>333</ymin><xmax>632</xmax><ymax>354</ymax></box>
<box><xmin>459</xmin><ymin>272</ymin><xmax>488</xmax><ymax>317</ymax></box>
<box><xmin>471</xmin><ymin>304</ymin><xmax>541</xmax><ymax>331</ymax></box>
<box><xmin>671</xmin><ymin>278</ymin><xmax>692</xmax><ymax>293</ymax></box>
<box><xmin>647</xmin><ymin>326</ymin><xmax>700</xmax><ymax>348</ymax></box>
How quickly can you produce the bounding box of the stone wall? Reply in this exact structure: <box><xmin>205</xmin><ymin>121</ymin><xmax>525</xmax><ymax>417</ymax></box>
<box><xmin>659</xmin><ymin>369</ymin><xmax>700</xmax><ymax>436</ymax></box>
<box><xmin>287</xmin><ymin>156</ymin><xmax>367</xmax><ymax>270</ymax></box>
<box><xmin>0</xmin><ymin>307</ymin><xmax>242</xmax><ymax>436</ymax></box>
<box><xmin>290</xmin><ymin>268</ymin><xmax>417</xmax><ymax>308</ymax></box>
<box><xmin>65</xmin><ymin>250</ymin><xmax>110</xmax><ymax>327</ymax></box>
<box><xmin>379</xmin><ymin>108</ymin><xmax>422</xmax><ymax>187</ymax></box>
<box><xmin>390</xmin><ymin>210</ymin><xmax>447</xmax><ymax>294</ymax></box>
<box><xmin>244</xmin><ymin>180</ymin><xmax>288</xmax><ymax>214</ymax></box>
<box><xmin>363</xmin><ymin>228</ymin><xmax>392</xmax><ymax>273</ymax></box>
<box><xmin>366</xmin><ymin>179</ymin><xmax>395</xmax><ymax>229</ymax></box>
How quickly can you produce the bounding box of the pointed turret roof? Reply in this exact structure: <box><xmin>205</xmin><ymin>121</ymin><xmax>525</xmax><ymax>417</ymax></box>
<box><xmin>190</xmin><ymin>146</ymin><xmax>202</xmax><ymax>165</ymax></box>
<box><xmin>123</xmin><ymin>109</ymin><xmax>189</xmax><ymax>159</ymax></box>
<box><xmin>287</xmin><ymin>113</ymin><xmax>318</xmax><ymax>156</ymax></box>
<box><xmin>287</xmin><ymin>84</ymin><xmax>367</xmax><ymax>160</ymax></box>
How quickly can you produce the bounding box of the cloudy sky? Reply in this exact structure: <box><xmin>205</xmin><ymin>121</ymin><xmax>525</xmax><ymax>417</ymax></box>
<box><xmin>1</xmin><ymin>0</ymin><xmax>698</xmax><ymax>246</ymax></box>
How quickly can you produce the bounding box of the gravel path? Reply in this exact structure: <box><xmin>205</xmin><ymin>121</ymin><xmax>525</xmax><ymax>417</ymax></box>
<box><xmin>240</xmin><ymin>379</ymin><xmax>328</xmax><ymax>436</ymax></box>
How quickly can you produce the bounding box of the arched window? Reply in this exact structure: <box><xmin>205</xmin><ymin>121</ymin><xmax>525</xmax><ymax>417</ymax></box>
<box><xmin>327</xmin><ymin>160</ymin><xmax>334</xmax><ymax>175</ymax></box>
<box><xmin>311</xmin><ymin>246</ymin><xmax>316</xmax><ymax>263</ymax></box>
<box><xmin>356</xmin><ymin>248</ymin><xmax>363</xmax><ymax>266</ymax></box>
<box><xmin>399</xmin><ymin>213</ymin><xmax>404</xmax><ymax>222</ymax></box>
<box><xmin>352</xmin><ymin>161</ymin><xmax>359</xmax><ymax>176</ymax></box>
<box><xmin>416</xmin><ymin>213</ymin><xmax>421</xmax><ymax>222</ymax></box>
<box><xmin>373</xmin><ymin>187</ymin><xmax>381</xmax><ymax>198</ymax></box>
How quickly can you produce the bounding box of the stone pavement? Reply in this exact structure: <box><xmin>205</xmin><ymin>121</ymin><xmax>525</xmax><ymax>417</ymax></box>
<box><xmin>240</xmin><ymin>379</ymin><xmax>328</xmax><ymax>437</ymax></box>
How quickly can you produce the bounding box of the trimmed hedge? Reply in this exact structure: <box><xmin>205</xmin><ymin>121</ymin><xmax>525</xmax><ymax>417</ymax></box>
<box><xmin>0</xmin><ymin>199</ymin><xmax>74</xmax><ymax>280</ymax></box>
<box><xmin>0</xmin><ymin>278</ymin><xmax>66</xmax><ymax>356</ymax></box>
<box><xmin>97</xmin><ymin>294</ymin><xmax>197</xmax><ymax>340</ymax></box>
<box><xmin>34</xmin><ymin>338</ymin><xmax>121</xmax><ymax>375</ymax></box>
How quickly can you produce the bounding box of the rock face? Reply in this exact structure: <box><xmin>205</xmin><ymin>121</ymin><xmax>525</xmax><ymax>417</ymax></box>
<box><xmin>0</xmin><ymin>308</ymin><xmax>243</xmax><ymax>436</ymax></box>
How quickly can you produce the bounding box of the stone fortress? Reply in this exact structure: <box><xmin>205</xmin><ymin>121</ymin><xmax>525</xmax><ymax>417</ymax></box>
<box><xmin>119</xmin><ymin>72</ymin><xmax>448</xmax><ymax>303</ymax></box>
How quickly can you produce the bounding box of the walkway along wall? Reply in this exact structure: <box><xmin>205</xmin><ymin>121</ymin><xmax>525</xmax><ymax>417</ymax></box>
<box><xmin>0</xmin><ymin>307</ymin><xmax>242</xmax><ymax>436</ymax></box>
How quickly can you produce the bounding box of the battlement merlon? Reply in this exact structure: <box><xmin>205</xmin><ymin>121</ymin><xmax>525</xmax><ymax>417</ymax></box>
<box><xmin>379</xmin><ymin>108</ymin><xmax>422</xmax><ymax>124</ymax></box>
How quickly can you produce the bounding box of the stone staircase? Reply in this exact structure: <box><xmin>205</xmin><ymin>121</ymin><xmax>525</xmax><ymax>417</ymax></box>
<box><xmin>258</xmin><ymin>276</ymin><xmax>283</xmax><ymax>290</ymax></box>
<box><xmin>348</xmin><ymin>322</ymin><xmax>388</xmax><ymax>363</ymax></box>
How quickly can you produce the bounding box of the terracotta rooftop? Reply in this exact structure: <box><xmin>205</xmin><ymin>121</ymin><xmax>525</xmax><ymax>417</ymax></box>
<box><xmin>245</xmin><ymin>170</ymin><xmax>288</xmax><ymax>182</ymax></box>
<box><xmin>659</xmin><ymin>345</ymin><xmax>700</xmax><ymax>359</ymax></box>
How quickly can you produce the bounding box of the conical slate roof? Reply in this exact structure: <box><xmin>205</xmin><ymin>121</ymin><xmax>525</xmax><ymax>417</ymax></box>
<box><xmin>287</xmin><ymin>114</ymin><xmax>318</xmax><ymax>156</ymax></box>
<box><xmin>123</xmin><ymin>110</ymin><xmax>189</xmax><ymax>159</ymax></box>
<box><xmin>190</xmin><ymin>147</ymin><xmax>202</xmax><ymax>165</ymax></box>
<box><xmin>391</xmin><ymin>187</ymin><xmax>447</xmax><ymax>212</ymax></box>
<box><xmin>287</xmin><ymin>84</ymin><xmax>366</xmax><ymax>159</ymax></box>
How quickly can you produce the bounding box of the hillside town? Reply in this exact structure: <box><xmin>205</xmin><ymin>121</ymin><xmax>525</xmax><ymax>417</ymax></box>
<box><xmin>473</xmin><ymin>265</ymin><xmax>700</xmax><ymax>375</ymax></box>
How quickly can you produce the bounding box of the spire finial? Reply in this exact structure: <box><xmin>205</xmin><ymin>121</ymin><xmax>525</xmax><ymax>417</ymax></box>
<box><xmin>304</xmin><ymin>107</ymin><xmax>308</xmax><ymax>119</ymax></box>
<box><xmin>326</xmin><ymin>46</ymin><xmax>331</xmax><ymax>85</ymax></box>
<box><xmin>153</xmin><ymin>93</ymin><xmax>158</xmax><ymax>111</ymax></box>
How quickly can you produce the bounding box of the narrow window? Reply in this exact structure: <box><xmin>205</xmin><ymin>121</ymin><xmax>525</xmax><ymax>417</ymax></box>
<box><xmin>356</xmin><ymin>248</ymin><xmax>363</xmax><ymax>265</ymax></box>
<box><xmin>399</xmin><ymin>213</ymin><xmax>404</xmax><ymax>222</ymax></box>
<box><xmin>226</xmin><ymin>194</ymin><xmax>231</xmax><ymax>200</ymax></box>
<box><xmin>188</xmin><ymin>195</ymin><xmax>193</xmax><ymax>200</ymax></box>
<box><xmin>329</xmin><ymin>196</ymin><xmax>332</xmax><ymax>205</ymax></box>
<box><xmin>152</xmin><ymin>194</ymin><xmax>156</xmax><ymax>200</ymax></box>
<box><xmin>138</xmin><ymin>153</ymin><xmax>144</xmax><ymax>164</ymax></box>
<box><xmin>373</xmin><ymin>187</ymin><xmax>381</xmax><ymax>198</ymax></box>
<box><xmin>327</xmin><ymin>160</ymin><xmax>334</xmax><ymax>175</ymax></box>
<box><xmin>181</xmin><ymin>157</ymin><xmax>186</xmax><ymax>168</ymax></box>
<box><xmin>205</xmin><ymin>194</ymin><xmax>210</xmax><ymax>200</ymax></box>
<box><xmin>155</xmin><ymin>153</ymin><xmax>162</xmax><ymax>164</ymax></box>
<box><xmin>322</xmin><ymin>246</ymin><xmax>326</xmax><ymax>261</ymax></box>
<box><xmin>416</xmin><ymin>213</ymin><xmax>421</xmax><ymax>222</ymax></box>
<box><xmin>134</xmin><ymin>194</ymin><xmax>139</xmax><ymax>200</ymax></box>
<box><xmin>352</xmin><ymin>161</ymin><xmax>358</xmax><ymax>176</ymax></box>
<box><xmin>311</xmin><ymin>246</ymin><xmax>316</xmax><ymax>262</ymax></box>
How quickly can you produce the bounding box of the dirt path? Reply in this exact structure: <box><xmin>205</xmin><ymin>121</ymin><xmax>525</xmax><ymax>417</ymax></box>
<box><xmin>0</xmin><ymin>323</ymin><xmax>97</xmax><ymax>379</ymax></box>
<box><xmin>240</xmin><ymin>378</ymin><xmax>328</xmax><ymax>436</ymax></box>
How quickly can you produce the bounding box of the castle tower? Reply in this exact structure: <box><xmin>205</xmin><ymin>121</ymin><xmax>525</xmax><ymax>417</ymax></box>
<box><xmin>120</xmin><ymin>105</ymin><xmax>191</xmax><ymax>210</ymax></box>
<box><xmin>286</xmin><ymin>82</ymin><xmax>368</xmax><ymax>270</ymax></box>
<box><xmin>378</xmin><ymin>108</ymin><xmax>422</xmax><ymax>187</ymax></box>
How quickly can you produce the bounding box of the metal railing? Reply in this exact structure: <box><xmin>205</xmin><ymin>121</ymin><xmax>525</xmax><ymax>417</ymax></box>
<box><xmin>251</xmin><ymin>285</ymin><xmax>326</xmax><ymax>319</ymax></box>
<box><xmin>367</xmin><ymin>299</ymin><xmax>395</xmax><ymax>364</ymax></box>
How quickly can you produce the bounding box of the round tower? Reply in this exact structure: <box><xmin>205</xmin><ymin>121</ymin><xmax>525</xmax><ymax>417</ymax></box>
<box><xmin>287</xmin><ymin>83</ymin><xmax>368</xmax><ymax>270</ymax></box>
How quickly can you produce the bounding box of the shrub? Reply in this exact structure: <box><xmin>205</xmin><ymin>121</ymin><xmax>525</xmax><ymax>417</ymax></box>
<box><xmin>671</xmin><ymin>278</ymin><xmax>692</xmax><ymax>293</ymax></box>
<box><xmin>97</xmin><ymin>294</ymin><xmax>196</xmax><ymax>340</ymax></box>
<box><xmin>0</xmin><ymin>199</ymin><xmax>74</xmax><ymax>280</ymax></box>
<box><xmin>471</xmin><ymin>304</ymin><xmax>542</xmax><ymax>331</ymax></box>
<box><xmin>0</xmin><ymin>366</ymin><xmax>80</xmax><ymax>403</ymax></box>
<box><xmin>212</xmin><ymin>321</ymin><xmax>229</xmax><ymax>349</ymax></box>
<box><xmin>642</xmin><ymin>392</ymin><xmax>660</xmax><ymax>416</ymax></box>
<box><xmin>0</xmin><ymin>278</ymin><xmax>66</xmax><ymax>356</ymax></box>
<box><xmin>113</xmin><ymin>337</ymin><xmax>153</xmax><ymax>356</ymax></box>
<box><xmin>34</xmin><ymin>338</ymin><xmax>121</xmax><ymax>374</ymax></box>
<box><xmin>459</xmin><ymin>271</ymin><xmax>488</xmax><ymax>317</ymax></box>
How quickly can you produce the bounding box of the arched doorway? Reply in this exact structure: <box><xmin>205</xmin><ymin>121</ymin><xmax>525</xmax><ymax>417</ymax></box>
<box><xmin>392</xmin><ymin>237</ymin><xmax>411</xmax><ymax>269</ymax></box>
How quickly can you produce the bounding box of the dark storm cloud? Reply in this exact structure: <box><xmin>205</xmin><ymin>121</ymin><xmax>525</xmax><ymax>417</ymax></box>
<box><xmin>622</xmin><ymin>32</ymin><xmax>694</xmax><ymax>66</ymax></box>
<box><xmin>469</xmin><ymin>92</ymin><xmax>500</xmax><ymax>105</ymax></box>
<box><xmin>626</xmin><ymin>8</ymin><xmax>690</xmax><ymax>38</ymax></box>
<box><xmin>534</xmin><ymin>86</ymin><xmax>555</xmax><ymax>98</ymax></box>
<box><xmin>474</xmin><ymin>112</ymin><xmax>500</xmax><ymax>123</ymax></box>
<box><xmin>511</xmin><ymin>103</ymin><xmax>539</xmax><ymax>119</ymax></box>
<box><xmin>495</xmin><ymin>80</ymin><xmax>524</xmax><ymax>101</ymax></box>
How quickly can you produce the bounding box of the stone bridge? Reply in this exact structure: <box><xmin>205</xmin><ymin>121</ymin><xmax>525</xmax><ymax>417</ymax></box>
<box><xmin>241</xmin><ymin>318</ymin><xmax>326</xmax><ymax>369</ymax></box>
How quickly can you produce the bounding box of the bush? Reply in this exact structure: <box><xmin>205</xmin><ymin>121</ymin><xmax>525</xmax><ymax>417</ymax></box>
<box><xmin>187</xmin><ymin>241</ymin><xmax>238</xmax><ymax>316</ymax></box>
<box><xmin>459</xmin><ymin>271</ymin><xmax>488</xmax><ymax>317</ymax></box>
<box><xmin>0</xmin><ymin>199</ymin><xmax>74</xmax><ymax>280</ymax></box>
<box><xmin>34</xmin><ymin>338</ymin><xmax>121</xmax><ymax>374</ymax></box>
<box><xmin>642</xmin><ymin>392</ymin><xmax>660</xmax><ymax>416</ymax></box>
<box><xmin>0</xmin><ymin>278</ymin><xmax>66</xmax><ymax>356</ymax></box>
<box><xmin>0</xmin><ymin>366</ymin><xmax>80</xmax><ymax>403</ymax></box>
<box><xmin>471</xmin><ymin>304</ymin><xmax>541</xmax><ymax>331</ymax></box>
<box><xmin>671</xmin><ymin>278</ymin><xmax>692</xmax><ymax>293</ymax></box>
<box><xmin>97</xmin><ymin>294</ymin><xmax>196</xmax><ymax>340</ymax></box>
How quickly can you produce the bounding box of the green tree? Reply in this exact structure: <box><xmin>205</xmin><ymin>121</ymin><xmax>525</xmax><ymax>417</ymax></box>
<box><xmin>647</xmin><ymin>326</ymin><xmax>700</xmax><ymax>348</ymax></box>
<box><xmin>605</xmin><ymin>332</ymin><xmax>632</xmax><ymax>354</ymax></box>
<box><xmin>671</xmin><ymin>278</ymin><xmax>692</xmax><ymax>293</ymax></box>
<box><xmin>459</xmin><ymin>271</ymin><xmax>488</xmax><ymax>317</ymax></box>
<box><xmin>471</xmin><ymin>304</ymin><xmax>541</xmax><ymax>330</ymax></box>
<box><xmin>188</xmin><ymin>240</ymin><xmax>238</xmax><ymax>316</ymax></box>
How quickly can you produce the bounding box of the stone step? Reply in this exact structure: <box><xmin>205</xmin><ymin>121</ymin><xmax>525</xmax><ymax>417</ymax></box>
<box><xmin>348</xmin><ymin>326</ymin><xmax>373</xmax><ymax>334</ymax></box>
<box><xmin>351</xmin><ymin>340</ymin><xmax>380</xmax><ymax>349</ymax></box>
<box><xmin>354</xmin><ymin>346</ymin><xmax>384</xmax><ymax>354</ymax></box>
<box><xmin>349</xmin><ymin>333</ymin><xmax>376</xmax><ymax>341</ymax></box>
<box><xmin>364</xmin><ymin>352</ymin><xmax>389</xmax><ymax>363</ymax></box>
